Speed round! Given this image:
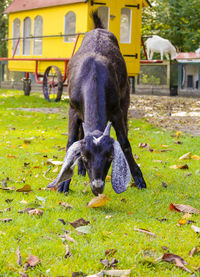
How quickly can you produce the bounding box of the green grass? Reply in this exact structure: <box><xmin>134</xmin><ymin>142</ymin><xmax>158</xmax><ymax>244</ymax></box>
<box><xmin>0</xmin><ymin>89</ymin><xmax>200</xmax><ymax>277</ymax></box>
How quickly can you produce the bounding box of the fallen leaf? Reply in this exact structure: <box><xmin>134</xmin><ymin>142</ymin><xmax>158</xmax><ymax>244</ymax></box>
<box><xmin>176</xmin><ymin>131</ymin><xmax>182</xmax><ymax>138</ymax></box>
<box><xmin>28</xmin><ymin>209</ymin><xmax>43</xmax><ymax>216</ymax></box>
<box><xmin>47</xmin><ymin>159</ymin><xmax>63</xmax><ymax>166</ymax></box>
<box><xmin>170</xmin><ymin>164</ymin><xmax>189</xmax><ymax>169</ymax></box>
<box><xmin>169</xmin><ymin>203</ymin><xmax>200</xmax><ymax>214</ymax></box>
<box><xmin>5</xmin><ymin>199</ymin><xmax>13</xmax><ymax>203</ymax></box>
<box><xmin>65</xmin><ymin>244</ymin><xmax>71</xmax><ymax>258</ymax></box>
<box><xmin>179</xmin><ymin>152</ymin><xmax>192</xmax><ymax>160</ymax></box>
<box><xmin>16</xmin><ymin>185</ymin><xmax>32</xmax><ymax>192</ymax></box>
<box><xmin>76</xmin><ymin>225</ymin><xmax>91</xmax><ymax>234</ymax></box>
<box><xmin>100</xmin><ymin>259</ymin><xmax>110</xmax><ymax>267</ymax></box>
<box><xmin>58</xmin><ymin>218</ymin><xmax>66</xmax><ymax>225</ymax></box>
<box><xmin>61</xmin><ymin>234</ymin><xmax>76</xmax><ymax>243</ymax></box>
<box><xmin>138</xmin><ymin>143</ymin><xmax>154</xmax><ymax>152</ymax></box>
<box><xmin>189</xmin><ymin>247</ymin><xmax>198</xmax><ymax>257</ymax></box>
<box><xmin>191</xmin><ymin>225</ymin><xmax>200</xmax><ymax>233</ymax></box>
<box><xmin>134</xmin><ymin>154</ymin><xmax>139</xmax><ymax>160</ymax></box>
<box><xmin>16</xmin><ymin>246</ymin><xmax>22</xmax><ymax>266</ymax></box>
<box><xmin>162</xmin><ymin>182</ymin><xmax>168</xmax><ymax>188</ymax></box>
<box><xmin>53</xmin><ymin>167</ymin><xmax>59</xmax><ymax>173</ymax></box>
<box><xmin>0</xmin><ymin>218</ymin><xmax>12</xmax><ymax>223</ymax></box>
<box><xmin>161</xmin><ymin>253</ymin><xmax>191</xmax><ymax>273</ymax></box>
<box><xmin>5</xmin><ymin>207</ymin><xmax>11</xmax><ymax>212</ymax></box>
<box><xmin>18</xmin><ymin>208</ymin><xmax>35</xmax><ymax>214</ymax></box>
<box><xmin>178</xmin><ymin>218</ymin><xmax>187</xmax><ymax>225</ymax></box>
<box><xmin>26</xmin><ymin>254</ymin><xmax>40</xmax><ymax>267</ymax></box>
<box><xmin>70</xmin><ymin>218</ymin><xmax>90</xmax><ymax>228</ymax></box>
<box><xmin>7</xmin><ymin>155</ymin><xmax>17</xmax><ymax>158</ymax></box>
<box><xmin>87</xmin><ymin>269</ymin><xmax>132</xmax><ymax>277</ymax></box>
<box><xmin>0</xmin><ymin>187</ymin><xmax>15</xmax><ymax>191</ymax></box>
<box><xmin>72</xmin><ymin>272</ymin><xmax>85</xmax><ymax>277</ymax></box>
<box><xmin>191</xmin><ymin>155</ymin><xmax>200</xmax><ymax>160</ymax></box>
<box><xmin>133</xmin><ymin>228</ymin><xmax>155</xmax><ymax>237</ymax></box>
<box><xmin>87</xmin><ymin>194</ymin><xmax>110</xmax><ymax>208</ymax></box>
<box><xmin>105</xmin><ymin>249</ymin><xmax>117</xmax><ymax>257</ymax></box>
<box><xmin>58</xmin><ymin>202</ymin><xmax>73</xmax><ymax>209</ymax></box>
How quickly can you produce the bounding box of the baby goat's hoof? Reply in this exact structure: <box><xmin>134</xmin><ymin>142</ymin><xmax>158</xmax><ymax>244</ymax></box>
<box><xmin>133</xmin><ymin>175</ymin><xmax>147</xmax><ymax>189</ymax></box>
<box><xmin>58</xmin><ymin>180</ymin><xmax>70</xmax><ymax>193</ymax></box>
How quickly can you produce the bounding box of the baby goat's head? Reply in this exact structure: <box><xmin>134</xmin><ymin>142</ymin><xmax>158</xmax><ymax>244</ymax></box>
<box><xmin>47</xmin><ymin>123</ymin><xmax>131</xmax><ymax>195</ymax></box>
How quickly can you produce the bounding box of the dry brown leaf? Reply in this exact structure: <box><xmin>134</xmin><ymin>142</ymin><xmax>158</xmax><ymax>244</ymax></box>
<box><xmin>87</xmin><ymin>269</ymin><xmax>132</xmax><ymax>277</ymax></box>
<box><xmin>58</xmin><ymin>202</ymin><xmax>73</xmax><ymax>209</ymax></box>
<box><xmin>0</xmin><ymin>218</ymin><xmax>12</xmax><ymax>223</ymax></box>
<box><xmin>179</xmin><ymin>152</ymin><xmax>192</xmax><ymax>160</ymax></box>
<box><xmin>16</xmin><ymin>185</ymin><xmax>32</xmax><ymax>192</ymax></box>
<box><xmin>65</xmin><ymin>244</ymin><xmax>71</xmax><ymax>258</ymax></box>
<box><xmin>189</xmin><ymin>247</ymin><xmax>198</xmax><ymax>257</ymax></box>
<box><xmin>16</xmin><ymin>246</ymin><xmax>22</xmax><ymax>266</ymax></box>
<box><xmin>87</xmin><ymin>194</ymin><xmax>110</xmax><ymax>208</ymax></box>
<box><xmin>138</xmin><ymin>143</ymin><xmax>154</xmax><ymax>152</ymax></box>
<box><xmin>161</xmin><ymin>253</ymin><xmax>191</xmax><ymax>273</ymax></box>
<box><xmin>105</xmin><ymin>249</ymin><xmax>117</xmax><ymax>257</ymax></box>
<box><xmin>169</xmin><ymin>203</ymin><xmax>200</xmax><ymax>214</ymax></box>
<box><xmin>69</xmin><ymin>218</ymin><xmax>90</xmax><ymax>228</ymax></box>
<box><xmin>26</xmin><ymin>254</ymin><xmax>40</xmax><ymax>267</ymax></box>
<box><xmin>61</xmin><ymin>234</ymin><xmax>76</xmax><ymax>243</ymax></box>
<box><xmin>7</xmin><ymin>155</ymin><xmax>17</xmax><ymax>158</ymax></box>
<box><xmin>170</xmin><ymin>164</ymin><xmax>189</xmax><ymax>169</ymax></box>
<box><xmin>28</xmin><ymin>209</ymin><xmax>43</xmax><ymax>216</ymax></box>
<box><xmin>133</xmin><ymin>228</ymin><xmax>155</xmax><ymax>237</ymax></box>
<box><xmin>0</xmin><ymin>186</ymin><xmax>15</xmax><ymax>191</ymax></box>
<box><xmin>18</xmin><ymin>208</ymin><xmax>35</xmax><ymax>214</ymax></box>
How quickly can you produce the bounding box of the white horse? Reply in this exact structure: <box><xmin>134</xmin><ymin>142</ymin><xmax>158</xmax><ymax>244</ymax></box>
<box><xmin>195</xmin><ymin>48</ymin><xmax>200</xmax><ymax>54</ymax></box>
<box><xmin>145</xmin><ymin>35</ymin><xmax>177</xmax><ymax>60</ymax></box>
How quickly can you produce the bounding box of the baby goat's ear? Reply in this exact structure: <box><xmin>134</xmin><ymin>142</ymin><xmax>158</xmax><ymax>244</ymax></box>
<box><xmin>111</xmin><ymin>140</ymin><xmax>131</xmax><ymax>193</ymax></box>
<box><xmin>47</xmin><ymin>141</ymin><xmax>82</xmax><ymax>188</ymax></box>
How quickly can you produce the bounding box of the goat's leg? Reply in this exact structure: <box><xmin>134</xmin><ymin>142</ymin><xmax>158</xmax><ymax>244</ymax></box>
<box><xmin>112</xmin><ymin>111</ymin><xmax>146</xmax><ymax>189</ymax></box>
<box><xmin>58</xmin><ymin>107</ymin><xmax>80</xmax><ymax>193</ymax></box>
<box><xmin>78</xmin><ymin>123</ymin><xmax>86</xmax><ymax>176</ymax></box>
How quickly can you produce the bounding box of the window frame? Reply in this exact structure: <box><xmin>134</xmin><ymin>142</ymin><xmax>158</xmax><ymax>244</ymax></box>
<box><xmin>64</xmin><ymin>11</ymin><xmax>76</xmax><ymax>43</ymax></box>
<box><xmin>33</xmin><ymin>15</ymin><xmax>43</xmax><ymax>56</ymax></box>
<box><xmin>120</xmin><ymin>8</ymin><xmax>132</xmax><ymax>44</ymax></box>
<box><xmin>12</xmin><ymin>18</ymin><xmax>21</xmax><ymax>56</ymax></box>
<box><xmin>22</xmin><ymin>17</ymin><xmax>32</xmax><ymax>56</ymax></box>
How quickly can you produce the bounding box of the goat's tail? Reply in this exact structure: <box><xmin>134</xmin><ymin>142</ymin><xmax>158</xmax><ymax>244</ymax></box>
<box><xmin>92</xmin><ymin>11</ymin><xmax>104</xmax><ymax>29</ymax></box>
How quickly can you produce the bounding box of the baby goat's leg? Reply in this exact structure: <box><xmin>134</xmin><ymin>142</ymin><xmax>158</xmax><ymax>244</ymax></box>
<box><xmin>58</xmin><ymin>107</ymin><xmax>80</xmax><ymax>193</ymax></box>
<box><xmin>112</xmin><ymin>110</ymin><xmax>146</xmax><ymax>189</ymax></box>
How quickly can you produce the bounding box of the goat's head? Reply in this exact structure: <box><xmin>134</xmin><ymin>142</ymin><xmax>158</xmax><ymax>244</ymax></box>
<box><xmin>47</xmin><ymin>123</ymin><xmax>131</xmax><ymax>195</ymax></box>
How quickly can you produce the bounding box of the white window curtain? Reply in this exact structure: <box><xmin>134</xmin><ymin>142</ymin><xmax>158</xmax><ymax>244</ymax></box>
<box><xmin>64</xmin><ymin>12</ymin><xmax>76</xmax><ymax>42</ymax></box>
<box><xmin>120</xmin><ymin>8</ymin><xmax>132</xmax><ymax>43</ymax></box>
<box><xmin>97</xmin><ymin>6</ymin><xmax>109</xmax><ymax>30</ymax></box>
<box><xmin>33</xmin><ymin>16</ymin><xmax>43</xmax><ymax>55</ymax></box>
<box><xmin>23</xmin><ymin>17</ymin><xmax>31</xmax><ymax>55</ymax></box>
<box><xmin>12</xmin><ymin>18</ymin><xmax>20</xmax><ymax>55</ymax></box>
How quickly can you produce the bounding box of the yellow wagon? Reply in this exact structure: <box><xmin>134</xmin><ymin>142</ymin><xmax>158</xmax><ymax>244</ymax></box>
<box><xmin>2</xmin><ymin>0</ymin><xmax>151</xmax><ymax>100</ymax></box>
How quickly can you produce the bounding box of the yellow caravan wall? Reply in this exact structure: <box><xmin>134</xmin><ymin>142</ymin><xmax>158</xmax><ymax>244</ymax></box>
<box><xmin>8</xmin><ymin>3</ymin><xmax>88</xmax><ymax>73</ymax></box>
<box><xmin>88</xmin><ymin>0</ymin><xmax>144</xmax><ymax>76</ymax></box>
<box><xmin>8</xmin><ymin>0</ymin><xmax>148</xmax><ymax>76</ymax></box>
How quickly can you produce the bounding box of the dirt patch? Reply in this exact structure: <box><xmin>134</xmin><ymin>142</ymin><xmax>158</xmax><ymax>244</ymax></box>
<box><xmin>129</xmin><ymin>95</ymin><xmax>200</xmax><ymax>136</ymax></box>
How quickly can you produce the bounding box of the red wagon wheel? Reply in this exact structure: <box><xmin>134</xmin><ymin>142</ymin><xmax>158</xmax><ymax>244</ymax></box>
<box><xmin>43</xmin><ymin>66</ymin><xmax>63</xmax><ymax>102</ymax></box>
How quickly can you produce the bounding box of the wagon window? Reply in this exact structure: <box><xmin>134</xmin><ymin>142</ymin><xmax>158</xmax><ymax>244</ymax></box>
<box><xmin>33</xmin><ymin>16</ymin><xmax>43</xmax><ymax>55</ymax></box>
<box><xmin>12</xmin><ymin>18</ymin><xmax>21</xmax><ymax>55</ymax></box>
<box><xmin>23</xmin><ymin>17</ymin><xmax>31</xmax><ymax>55</ymax></box>
<box><xmin>120</xmin><ymin>8</ymin><xmax>132</xmax><ymax>43</ymax></box>
<box><xmin>64</xmin><ymin>12</ymin><xmax>76</xmax><ymax>43</ymax></box>
<box><xmin>97</xmin><ymin>6</ymin><xmax>109</xmax><ymax>30</ymax></box>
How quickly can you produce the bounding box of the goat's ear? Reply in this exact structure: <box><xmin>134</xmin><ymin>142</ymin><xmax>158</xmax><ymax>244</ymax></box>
<box><xmin>111</xmin><ymin>140</ymin><xmax>131</xmax><ymax>193</ymax></box>
<box><xmin>47</xmin><ymin>141</ymin><xmax>82</xmax><ymax>188</ymax></box>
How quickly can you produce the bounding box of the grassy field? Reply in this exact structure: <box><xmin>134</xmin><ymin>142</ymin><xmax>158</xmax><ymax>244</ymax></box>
<box><xmin>0</xmin><ymin>89</ymin><xmax>200</xmax><ymax>277</ymax></box>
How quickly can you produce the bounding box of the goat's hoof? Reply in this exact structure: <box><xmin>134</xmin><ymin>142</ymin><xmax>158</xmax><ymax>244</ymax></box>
<box><xmin>133</xmin><ymin>175</ymin><xmax>147</xmax><ymax>189</ymax></box>
<box><xmin>58</xmin><ymin>180</ymin><xmax>70</xmax><ymax>193</ymax></box>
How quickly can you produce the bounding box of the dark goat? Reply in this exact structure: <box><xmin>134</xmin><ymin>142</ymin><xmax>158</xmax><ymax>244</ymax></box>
<box><xmin>47</xmin><ymin>12</ymin><xmax>146</xmax><ymax>195</ymax></box>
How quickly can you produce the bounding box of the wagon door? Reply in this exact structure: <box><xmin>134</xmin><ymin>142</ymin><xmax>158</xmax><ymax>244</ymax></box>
<box><xmin>119</xmin><ymin>0</ymin><xmax>142</xmax><ymax>76</ymax></box>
